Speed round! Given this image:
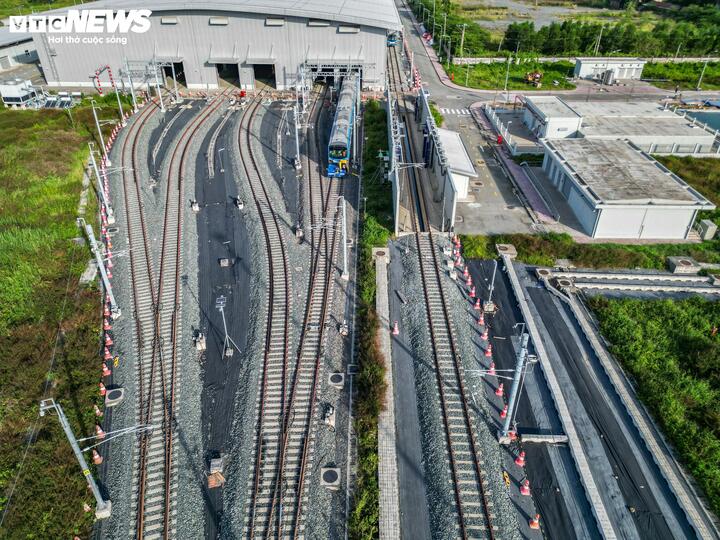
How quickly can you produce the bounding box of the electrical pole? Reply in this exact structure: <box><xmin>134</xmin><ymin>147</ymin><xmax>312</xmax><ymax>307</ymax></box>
<box><xmin>340</xmin><ymin>196</ymin><xmax>349</xmax><ymax>280</ymax></box>
<box><xmin>459</xmin><ymin>23</ymin><xmax>467</xmax><ymax>58</ymax></box>
<box><xmin>90</xmin><ymin>99</ymin><xmax>109</xmax><ymax>165</ymax></box>
<box><xmin>125</xmin><ymin>58</ymin><xmax>137</xmax><ymax>112</ymax></box>
<box><xmin>78</xmin><ymin>218</ymin><xmax>119</xmax><ymax>318</ymax></box>
<box><xmin>88</xmin><ymin>143</ymin><xmax>114</xmax><ymax>224</ymax></box>
<box><xmin>113</xmin><ymin>81</ymin><xmax>125</xmax><ymax>127</ymax></box>
<box><xmin>485</xmin><ymin>259</ymin><xmax>497</xmax><ymax>312</ymax></box>
<box><xmin>697</xmin><ymin>54</ymin><xmax>712</xmax><ymax>91</ymax></box>
<box><xmin>293</xmin><ymin>103</ymin><xmax>301</xmax><ymax>170</ymax></box>
<box><xmin>170</xmin><ymin>61</ymin><xmax>180</xmax><ymax>103</ymax></box>
<box><xmin>674</xmin><ymin>42</ymin><xmax>682</xmax><ymax>60</ymax></box>
<box><xmin>153</xmin><ymin>58</ymin><xmax>165</xmax><ymax>113</ymax></box>
<box><xmin>503</xmin><ymin>41</ymin><xmax>520</xmax><ymax>102</ymax></box>
<box><xmin>216</xmin><ymin>295</ymin><xmax>240</xmax><ymax>358</ymax></box>
<box><xmin>500</xmin><ymin>333</ymin><xmax>529</xmax><ymax>439</ymax></box>
<box><xmin>39</xmin><ymin>399</ymin><xmax>112</xmax><ymax>519</ymax></box>
<box><xmin>594</xmin><ymin>25</ymin><xmax>604</xmax><ymax>56</ymax></box>
<box><xmin>466</xmin><ymin>61</ymin><xmax>471</xmax><ymax>87</ymax></box>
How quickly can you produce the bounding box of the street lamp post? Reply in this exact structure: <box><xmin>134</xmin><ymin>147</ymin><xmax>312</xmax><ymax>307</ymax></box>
<box><xmin>91</xmin><ymin>99</ymin><xmax>110</xmax><ymax>165</ymax></box>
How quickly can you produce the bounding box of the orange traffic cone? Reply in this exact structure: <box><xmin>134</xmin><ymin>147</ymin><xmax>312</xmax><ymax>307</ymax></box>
<box><xmin>99</xmin><ymin>382</ymin><xmax>107</xmax><ymax>396</ymax></box>
<box><xmin>104</xmin><ymin>334</ymin><xmax>113</xmax><ymax>347</ymax></box>
<box><xmin>95</xmin><ymin>425</ymin><xmax>106</xmax><ymax>439</ymax></box>
<box><xmin>474</xmin><ymin>298</ymin><xmax>481</xmax><ymax>310</ymax></box>
<box><xmin>102</xmin><ymin>363</ymin><xmax>112</xmax><ymax>377</ymax></box>
<box><xmin>515</xmin><ymin>450</ymin><xmax>526</xmax><ymax>467</ymax></box>
<box><xmin>481</xmin><ymin>329</ymin><xmax>489</xmax><ymax>341</ymax></box>
<box><xmin>478</xmin><ymin>312</ymin><xmax>485</xmax><ymax>325</ymax></box>
<box><xmin>485</xmin><ymin>343</ymin><xmax>493</xmax><ymax>357</ymax></box>
<box><xmin>465</xmin><ymin>276</ymin><xmax>472</xmax><ymax>287</ymax></box>
<box><xmin>489</xmin><ymin>362</ymin><xmax>496</xmax><ymax>375</ymax></box>
<box><xmin>92</xmin><ymin>449</ymin><xmax>103</xmax><ymax>465</ymax></box>
<box><xmin>392</xmin><ymin>321</ymin><xmax>400</xmax><ymax>336</ymax></box>
<box><xmin>103</xmin><ymin>347</ymin><xmax>112</xmax><ymax>361</ymax></box>
<box><xmin>495</xmin><ymin>383</ymin><xmax>504</xmax><ymax>397</ymax></box>
<box><xmin>470</xmin><ymin>286</ymin><xmax>476</xmax><ymax>299</ymax></box>
<box><xmin>103</xmin><ymin>318</ymin><xmax>112</xmax><ymax>331</ymax></box>
<box><xmin>500</xmin><ymin>404</ymin><xmax>508</xmax><ymax>419</ymax></box>
<box><xmin>529</xmin><ymin>514</ymin><xmax>540</xmax><ymax>530</ymax></box>
<box><xmin>94</xmin><ymin>404</ymin><xmax>103</xmax><ymax>417</ymax></box>
<box><xmin>103</xmin><ymin>304</ymin><xmax>111</xmax><ymax>318</ymax></box>
<box><xmin>520</xmin><ymin>479</ymin><xmax>531</xmax><ymax>496</ymax></box>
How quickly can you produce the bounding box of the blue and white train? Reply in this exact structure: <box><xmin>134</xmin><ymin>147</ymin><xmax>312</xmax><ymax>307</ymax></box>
<box><xmin>327</xmin><ymin>74</ymin><xmax>359</xmax><ymax>178</ymax></box>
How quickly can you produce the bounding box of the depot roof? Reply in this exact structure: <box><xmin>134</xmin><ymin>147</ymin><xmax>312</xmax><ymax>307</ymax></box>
<box><xmin>36</xmin><ymin>0</ymin><xmax>402</xmax><ymax>31</ymax></box>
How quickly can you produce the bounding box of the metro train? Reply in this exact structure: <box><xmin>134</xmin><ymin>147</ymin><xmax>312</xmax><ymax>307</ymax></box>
<box><xmin>327</xmin><ymin>74</ymin><xmax>359</xmax><ymax>178</ymax></box>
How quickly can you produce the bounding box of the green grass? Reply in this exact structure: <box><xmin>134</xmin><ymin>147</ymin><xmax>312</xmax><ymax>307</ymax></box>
<box><xmin>446</xmin><ymin>60</ymin><xmax>576</xmax><ymax>90</ymax></box>
<box><xmin>0</xmin><ymin>0</ymin><xmax>78</xmax><ymax>19</ymax></box>
<box><xmin>656</xmin><ymin>155</ymin><xmax>720</xmax><ymax>227</ymax></box>
<box><xmin>349</xmin><ymin>99</ymin><xmax>393</xmax><ymax>539</ymax></box>
<box><xmin>460</xmin><ymin>232</ymin><xmax>720</xmax><ymax>269</ymax></box>
<box><xmin>0</xmin><ymin>94</ymin><xmax>130</xmax><ymax>539</ymax></box>
<box><xmin>643</xmin><ymin>62</ymin><xmax>720</xmax><ymax>91</ymax></box>
<box><xmin>429</xmin><ymin>101</ymin><xmax>444</xmax><ymax>127</ymax></box>
<box><xmin>589</xmin><ymin>296</ymin><xmax>720</xmax><ymax>517</ymax></box>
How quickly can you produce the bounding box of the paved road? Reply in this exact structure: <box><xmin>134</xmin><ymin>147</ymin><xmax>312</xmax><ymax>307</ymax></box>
<box><xmin>394</xmin><ymin>0</ymin><xmax>720</xmax><ymax>109</ymax></box>
<box><xmin>524</xmin><ymin>277</ymin><xmax>694</xmax><ymax>539</ymax></box>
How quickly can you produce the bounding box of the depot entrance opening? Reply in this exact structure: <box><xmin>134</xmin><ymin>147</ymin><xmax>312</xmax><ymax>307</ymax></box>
<box><xmin>252</xmin><ymin>64</ymin><xmax>276</xmax><ymax>89</ymax></box>
<box><xmin>215</xmin><ymin>63</ymin><xmax>240</xmax><ymax>87</ymax></box>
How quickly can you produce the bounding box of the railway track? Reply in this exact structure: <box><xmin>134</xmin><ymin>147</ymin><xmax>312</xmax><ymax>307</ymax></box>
<box><xmin>388</xmin><ymin>46</ymin><xmax>497</xmax><ymax>538</ymax></box>
<box><xmin>120</xmin><ymin>90</ymin><xmax>230</xmax><ymax>539</ymax></box>
<box><xmin>244</xmin><ymin>85</ymin><xmax>342</xmax><ymax>538</ymax></box>
<box><xmin>240</xmin><ymin>92</ymin><xmax>293</xmax><ymax>539</ymax></box>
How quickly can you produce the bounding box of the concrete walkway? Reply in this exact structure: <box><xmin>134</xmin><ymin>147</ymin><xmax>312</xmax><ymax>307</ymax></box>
<box><xmin>373</xmin><ymin>247</ymin><xmax>401</xmax><ymax>540</ymax></box>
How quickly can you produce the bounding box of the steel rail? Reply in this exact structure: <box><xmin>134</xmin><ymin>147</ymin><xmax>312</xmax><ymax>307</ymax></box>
<box><xmin>388</xmin><ymin>46</ymin><xmax>497</xmax><ymax>539</ymax></box>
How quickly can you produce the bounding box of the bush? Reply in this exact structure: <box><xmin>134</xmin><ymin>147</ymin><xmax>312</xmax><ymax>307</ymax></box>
<box><xmin>460</xmin><ymin>232</ymin><xmax>720</xmax><ymax>269</ymax></box>
<box><xmin>589</xmin><ymin>297</ymin><xmax>720</xmax><ymax>516</ymax></box>
<box><xmin>349</xmin><ymin>100</ymin><xmax>392</xmax><ymax>539</ymax></box>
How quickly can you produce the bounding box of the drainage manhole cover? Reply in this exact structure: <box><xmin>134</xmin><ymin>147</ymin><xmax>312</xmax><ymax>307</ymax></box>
<box><xmin>376</xmin><ymin>251</ymin><xmax>386</xmax><ymax>257</ymax></box>
<box><xmin>473</xmin><ymin>181</ymin><xmax>483</xmax><ymax>187</ymax></box>
<box><xmin>498</xmin><ymin>245</ymin><xmax>508</xmax><ymax>251</ymax></box>
<box><xmin>330</xmin><ymin>373</ymin><xmax>343</xmax><ymax>384</ymax></box>
<box><xmin>322</xmin><ymin>469</ymin><xmax>339</xmax><ymax>483</ymax></box>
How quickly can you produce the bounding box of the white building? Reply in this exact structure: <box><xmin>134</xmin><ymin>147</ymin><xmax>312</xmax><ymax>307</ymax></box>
<box><xmin>523</xmin><ymin>96</ymin><xmax>582</xmax><ymax>139</ymax></box>
<box><xmin>0</xmin><ymin>79</ymin><xmax>40</xmax><ymax>108</ymax></box>
<box><xmin>523</xmin><ymin>96</ymin><xmax>719</xmax><ymax>155</ymax></box>
<box><xmin>435</xmin><ymin>128</ymin><xmax>478</xmax><ymax>201</ymax></box>
<box><xmin>541</xmin><ymin>138</ymin><xmax>714</xmax><ymax>239</ymax></box>
<box><xmin>29</xmin><ymin>0</ymin><xmax>401</xmax><ymax>90</ymax></box>
<box><xmin>574</xmin><ymin>57</ymin><xmax>646</xmax><ymax>81</ymax></box>
<box><xmin>0</xmin><ymin>27</ymin><xmax>37</xmax><ymax>72</ymax></box>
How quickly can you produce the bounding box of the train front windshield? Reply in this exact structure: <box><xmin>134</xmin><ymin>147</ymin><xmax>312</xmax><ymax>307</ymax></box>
<box><xmin>329</xmin><ymin>146</ymin><xmax>347</xmax><ymax>159</ymax></box>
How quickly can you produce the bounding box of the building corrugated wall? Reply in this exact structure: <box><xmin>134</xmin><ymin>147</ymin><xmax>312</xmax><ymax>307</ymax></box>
<box><xmin>32</xmin><ymin>10</ymin><xmax>388</xmax><ymax>90</ymax></box>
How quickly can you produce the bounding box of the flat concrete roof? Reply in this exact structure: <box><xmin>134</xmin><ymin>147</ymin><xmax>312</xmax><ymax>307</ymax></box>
<box><xmin>580</xmin><ymin>115</ymin><xmax>716</xmax><ymax>142</ymax></box>
<box><xmin>576</xmin><ymin>57</ymin><xmax>646</xmax><ymax>64</ymax></box>
<box><xmin>525</xmin><ymin>96</ymin><xmax>581</xmax><ymax>120</ymax></box>
<box><xmin>437</xmin><ymin>128</ymin><xmax>477</xmax><ymax>178</ymax></box>
<box><xmin>32</xmin><ymin>0</ymin><xmax>402</xmax><ymax>31</ymax></box>
<box><xmin>543</xmin><ymin>138</ymin><xmax>714</xmax><ymax>207</ymax></box>
<box><xmin>566</xmin><ymin>100</ymin><xmax>676</xmax><ymax>118</ymax></box>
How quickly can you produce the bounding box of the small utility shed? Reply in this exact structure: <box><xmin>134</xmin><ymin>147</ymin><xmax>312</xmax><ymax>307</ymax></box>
<box><xmin>436</xmin><ymin>127</ymin><xmax>477</xmax><ymax>200</ymax></box>
<box><xmin>574</xmin><ymin>57</ymin><xmax>646</xmax><ymax>80</ymax></box>
<box><xmin>541</xmin><ymin>138</ymin><xmax>714</xmax><ymax>239</ymax></box>
<box><xmin>0</xmin><ymin>27</ymin><xmax>37</xmax><ymax>72</ymax></box>
<box><xmin>523</xmin><ymin>96</ymin><xmax>582</xmax><ymax>139</ymax></box>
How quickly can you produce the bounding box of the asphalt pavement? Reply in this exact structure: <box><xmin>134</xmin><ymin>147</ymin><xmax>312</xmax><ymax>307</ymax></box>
<box><xmin>525</xmin><ymin>276</ymin><xmax>694</xmax><ymax>539</ymax></box>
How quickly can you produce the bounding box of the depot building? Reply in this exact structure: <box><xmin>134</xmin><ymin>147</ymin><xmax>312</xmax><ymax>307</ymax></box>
<box><xmin>28</xmin><ymin>0</ymin><xmax>401</xmax><ymax>90</ymax></box>
<box><xmin>541</xmin><ymin>138</ymin><xmax>715</xmax><ymax>239</ymax></box>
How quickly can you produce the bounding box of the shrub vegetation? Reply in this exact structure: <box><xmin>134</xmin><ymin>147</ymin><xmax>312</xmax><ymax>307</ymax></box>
<box><xmin>0</xmin><ymin>95</ymin><xmax>129</xmax><ymax>538</ymax></box>
<box><xmin>589</xmin><ymin>296</ymin><xmax>720</xmax><ymax>517</ymax></box>
<box><xmin>349</xmin><ymin>99</ymin><xmax>392</xmax><ymax>539</ymax></box>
